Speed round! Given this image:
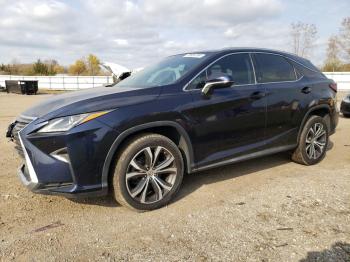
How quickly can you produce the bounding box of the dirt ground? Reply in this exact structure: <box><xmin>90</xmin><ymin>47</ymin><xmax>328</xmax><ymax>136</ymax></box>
<box><xmin>0</xmin><ymin>92</ymin><xmax>349</xmax><ymax>262</ymax></box>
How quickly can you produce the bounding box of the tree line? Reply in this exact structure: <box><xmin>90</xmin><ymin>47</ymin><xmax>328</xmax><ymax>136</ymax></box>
<box><xmin>323</xmin><ymin>17</ymin><xmax>350</xmax><ymax>71</ymax></box>
<box><xmin>290</xmin><ymin>17</ymin><xmax>350</xmax><ymax>71</ymax></box>
<box><xmin>0</xmin><ymin>54</ymin><xmax>104</xmax><ymax>76</ymax></box>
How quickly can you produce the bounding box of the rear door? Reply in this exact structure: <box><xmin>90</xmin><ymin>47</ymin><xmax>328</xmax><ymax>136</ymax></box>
<box><xmin>252</xmin><ymin>53</ymin><xmax>307</xmax><ymax>147</ymax></box>
<box><xmin>184</xmin><ymin>53</ymin><xmax>267</xmax><ymax>167</ymax></box>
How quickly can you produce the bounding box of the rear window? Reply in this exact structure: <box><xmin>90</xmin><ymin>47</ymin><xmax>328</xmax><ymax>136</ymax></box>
<box><xmin>253</xmin><ymin>53</ymin><xmax>296</xmax><ymax>83</ymax></box>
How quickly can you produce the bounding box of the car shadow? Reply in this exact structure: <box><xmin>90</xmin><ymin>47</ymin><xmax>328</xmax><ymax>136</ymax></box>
<box><xmin>175</xmin><ymin>138</ymin><xmax>334</xmax><ymax>204</ymax></box>
<box><xmin>69</xmin><ymin>195</ymin><xmax>120</xmax><ymax>208</ymax></box>
<box><xmin>299</xmin><ymin>241</ymin><xmax>350</xmax><ymax>262</ymax></box>
<box><xmin>174</xmin><ymin>152</ymin><xmax>292</xmax><ymax>203</ymax></box>
<box><xmin>70</xmin><ymin>153</ymin><xmax>292</xmax><ymax>208</ymax></box>
<box><xmin>328</xmin><ymin>140</ymin><xmax>334</xmax><ymax>151</ymax></box>
<box><xmin>340</xmin><ymin>114</ymin><xmax>350</xmax><ymax>119</ymax></box>
<box><xmin>71</xmin><ymin>139</ymin><xmax>334</xmax><ymax>208</ymax></box>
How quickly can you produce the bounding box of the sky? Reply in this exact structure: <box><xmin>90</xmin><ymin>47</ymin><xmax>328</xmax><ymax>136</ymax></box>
<box><xmin>0</xmin><ymin>0</ymin><xmax>349</xmax><ymax>68</ymax></box>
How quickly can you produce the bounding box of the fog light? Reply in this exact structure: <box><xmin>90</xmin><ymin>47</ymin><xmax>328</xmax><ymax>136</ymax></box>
<box><xmin>51</xmin><ymin>148</ymin><xmax>70</xmax><ymax>163</ymax></box>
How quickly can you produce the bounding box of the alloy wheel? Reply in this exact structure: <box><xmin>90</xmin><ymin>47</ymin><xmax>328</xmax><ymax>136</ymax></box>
<box><xmin>125</xmin><ymin>146</ymin><xmax>178</xmax><ymax>204</ymax></box>
<box><xmin>305</xmin><ymin>122</ymin><xmax>327</xmax><ymax>160</ymax></box>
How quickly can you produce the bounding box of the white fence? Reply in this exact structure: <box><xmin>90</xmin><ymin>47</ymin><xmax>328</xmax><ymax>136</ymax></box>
<box><xmin>0</xmin><ymin>75</ymin><xmax>113</xmax><ymax>90</ymax></box>
<box><xmin>0</xmin><ymin>72</ymin><xmax>349</xmax><ymax>91</ymax></box>
<box><xmin>323</xmin><ymin>72</ymin><xmax>350</xmax><ymax>91</ymax></box>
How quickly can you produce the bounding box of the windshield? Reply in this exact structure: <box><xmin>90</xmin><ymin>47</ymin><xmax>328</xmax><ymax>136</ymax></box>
<box><xmin>116</xmin><ymin>53</ymin><xmax>210</xmax><ymax>88</ymax></box>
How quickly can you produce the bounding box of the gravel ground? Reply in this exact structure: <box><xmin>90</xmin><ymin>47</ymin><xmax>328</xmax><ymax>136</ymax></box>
<box><xmin>0</xmin><ymin>92</ymin><xmax>349</xmax><ymax>262</ymax></box>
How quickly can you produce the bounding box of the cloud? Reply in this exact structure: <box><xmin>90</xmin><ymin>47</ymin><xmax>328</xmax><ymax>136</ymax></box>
<box><xmin>142</xmin><ymin>0</ymin><xmax>283</xmax><ymax>26</ymax></box>
<box><xmin>0</xmin><ymin>0</ymin><xmax>307</xmax><ymax>68</ymax></box>
<box><xmin>113</xmin><ymin>39</ymin><xmax>129</xmax><ymax>46</ymax></box>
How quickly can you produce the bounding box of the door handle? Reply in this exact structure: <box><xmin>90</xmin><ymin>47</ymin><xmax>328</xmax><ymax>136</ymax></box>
<box><xmin>301</xmin><ymin>86</ymin><xmax>312</xmax><ymax>94</ymax></box>
<box><xmin>250</xmin><ymin>91</ymin><xmax>266</xmax><ymax>100</ymax></box>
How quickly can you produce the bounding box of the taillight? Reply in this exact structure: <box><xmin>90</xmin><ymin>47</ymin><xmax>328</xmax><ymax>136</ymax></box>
<box><xmin>329</xmin><ymin>82</ymin><xmax>337</xmax><ymax>93</ymax></box>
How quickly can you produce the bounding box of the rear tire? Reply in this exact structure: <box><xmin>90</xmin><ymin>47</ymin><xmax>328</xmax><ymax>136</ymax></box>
<box><xmin>292</xmin><ymin>115</ymin><xmax>329</xmax><ymax>165</ymax></box>
<box><xmin>112</xmin><ymin>134</ymin><xmax>184</xmax><ymax>211</ymax></box>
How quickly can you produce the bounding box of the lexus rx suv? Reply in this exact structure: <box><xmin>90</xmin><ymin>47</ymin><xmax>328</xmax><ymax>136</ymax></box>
<box><xmin>7</xmin><ymin>48</ymin><xmax>339</xmax><ymax>211</ymax></box>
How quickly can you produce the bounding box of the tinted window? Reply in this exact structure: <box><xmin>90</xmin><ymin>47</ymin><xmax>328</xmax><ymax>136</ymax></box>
<box><xmin>188</xmin><ymin>53</ymin><xmax>254</xmax><ymax>89</ymax></box>
<box><xmin>293</xmin><ymin>63</ymin><xmax>303</xmax><ymax>79</ymax></box>
<box><xmin>187</xmin><ymin>71</ymin><xmax>207</xmax><ymax>90</ymax></box>
<box><xmin>254</xmin><ymin>54</ymin><xmax>296</xmax><ymax>83</ymax></box>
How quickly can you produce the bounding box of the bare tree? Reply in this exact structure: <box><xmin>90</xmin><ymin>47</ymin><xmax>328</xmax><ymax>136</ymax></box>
<box><xmin>290</xmin><ymin>22</ymin><xmax>318</xmax><ymax>58</ymax></box>
<box><xmin>322</xmin><ymin>36</ymin><xmax>343</xmax><ymax>72</ymax></box>
<box><xmin>338</xmin><ymin>17</ymin><xmax>350</xmax><ymax>61</ymax></box>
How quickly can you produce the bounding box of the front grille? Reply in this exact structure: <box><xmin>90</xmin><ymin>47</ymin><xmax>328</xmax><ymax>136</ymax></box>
<box><xmin>12</xmin><ymin>115</ymin><xmax>34</xmax><ymax>158</ymax></box>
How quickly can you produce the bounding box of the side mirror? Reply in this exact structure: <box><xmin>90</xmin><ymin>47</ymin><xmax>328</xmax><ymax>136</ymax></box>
<box><xmin>201</xmin><ymin>76</ymin><xmax>234</xmax><ymax>96</ymax></box>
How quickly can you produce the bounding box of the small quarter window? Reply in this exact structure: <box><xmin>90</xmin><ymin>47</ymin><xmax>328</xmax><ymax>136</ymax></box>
<box><xmin>291</xmin><ymin>61</ymin><xmax>325</xmax><ymax>79</ymax></box>
<box><xmin>187</xmin><ymin>71</ymin><xmax>207</xmax><ymax>90</ymax></box>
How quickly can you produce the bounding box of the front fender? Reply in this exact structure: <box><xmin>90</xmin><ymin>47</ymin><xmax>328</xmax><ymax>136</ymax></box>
<box><xmin>101</xmin><ymin>120</ymin><xmax>194</xmax><ymax>190</ymax></box>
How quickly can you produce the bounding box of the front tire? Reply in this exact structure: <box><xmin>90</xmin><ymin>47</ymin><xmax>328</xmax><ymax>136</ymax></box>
<box><xmin>292</xmin><ymin>115</ymin><xmax>329</xmax><ymax>165</ymax></box>
<box><xmin>112</xmin><ymin>134</ymin><xmax>184</xmax><ymax>211</ymax></box>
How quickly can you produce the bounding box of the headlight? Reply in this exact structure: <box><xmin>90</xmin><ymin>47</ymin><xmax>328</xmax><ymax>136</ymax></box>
<box><xmin>37</xmin><ymin>111</ymin><xmax>110</xmax><ymax>133</ymax></box>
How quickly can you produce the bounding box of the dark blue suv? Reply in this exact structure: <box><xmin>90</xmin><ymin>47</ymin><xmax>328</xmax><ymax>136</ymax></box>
<box><xmin>7</xmin><ymin>48</ymin><xmax>339</xmax><ymax>210</ymax></box>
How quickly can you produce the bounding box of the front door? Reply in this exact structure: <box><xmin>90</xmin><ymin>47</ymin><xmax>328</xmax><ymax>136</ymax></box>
<box><xmin>184</xmin><ymin>53</ymin><xmax>267</xmax><ymax>168</ymax></box>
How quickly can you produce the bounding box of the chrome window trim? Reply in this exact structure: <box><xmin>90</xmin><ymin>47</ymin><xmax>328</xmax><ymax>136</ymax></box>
<box><xmin>249</xmin><ymin>53</ymin><xmax>257</xmax><ymax>84</ymax></box>
<box><xmin>183</xmin><ymin>51</ymin><xmax>310</xmax><ymax>92</ymax></box>
<box><xmin>256</xmin><ymin>75</ymin><xmax>303</xmax><ymax>85</ymax></box>
<box><xmin>293</xmin><ymin>65</ymin><xmax>298</xmax><ymax>79</ymax></box>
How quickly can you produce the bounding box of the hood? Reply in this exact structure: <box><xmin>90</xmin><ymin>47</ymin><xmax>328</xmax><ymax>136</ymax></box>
<box><xmin>21</xmin><ymin>85</ymin><xmax>161</xmax><ymax>120</ymax></box>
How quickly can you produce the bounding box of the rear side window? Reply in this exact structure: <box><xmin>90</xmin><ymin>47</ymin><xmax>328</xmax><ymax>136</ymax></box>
<box><xmin>253</xmin><ymin>53</ymin><xmax>296</xmax><ymax>83</ymax></box>
<box><xmin>187</xmin><ymin>53</ymin><xmax>254</xmax><ymax>89</ymax></box>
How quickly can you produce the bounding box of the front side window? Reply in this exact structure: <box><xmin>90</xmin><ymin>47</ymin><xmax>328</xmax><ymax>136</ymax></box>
<box><xmin>187</xmin><ymin>71</ymin><xmax>207</xmax><ymax>90</ymax></box>
<box><xmin>188</xmin><ymin>53</ymin><xmax>255</xmax><ymax>89</ymax></box>
<box><xmin>253</xmin><ymin>53</ymin><xmax>296</xmax><ymax>83</ymax></box>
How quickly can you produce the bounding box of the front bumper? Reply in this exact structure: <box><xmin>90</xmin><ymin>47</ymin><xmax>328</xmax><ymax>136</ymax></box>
<box><xmin>17</xmin><ymin>164</ymin><xmax>106</xmax><ymax>198</ymax></box>
<box><xmin>10</xmin><ymin>115</ymin><xmax>119</xmax><ymax>198</ymax></box>
<box><xmin>18</xmin><ymin>164</ymin><xmax>40</xmax><ymax>191</ymax></box>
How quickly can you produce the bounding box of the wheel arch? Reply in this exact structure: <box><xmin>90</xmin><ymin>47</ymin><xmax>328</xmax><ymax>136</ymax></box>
<box><xmin>297</xmin><ymin>104</ymin><xmax>331</xmax><ymax>143</ymax></box>
<box><xmin>101</xmin><ymin>121</ymin><xmax>194</xmax><ymax>190</ymax></box>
